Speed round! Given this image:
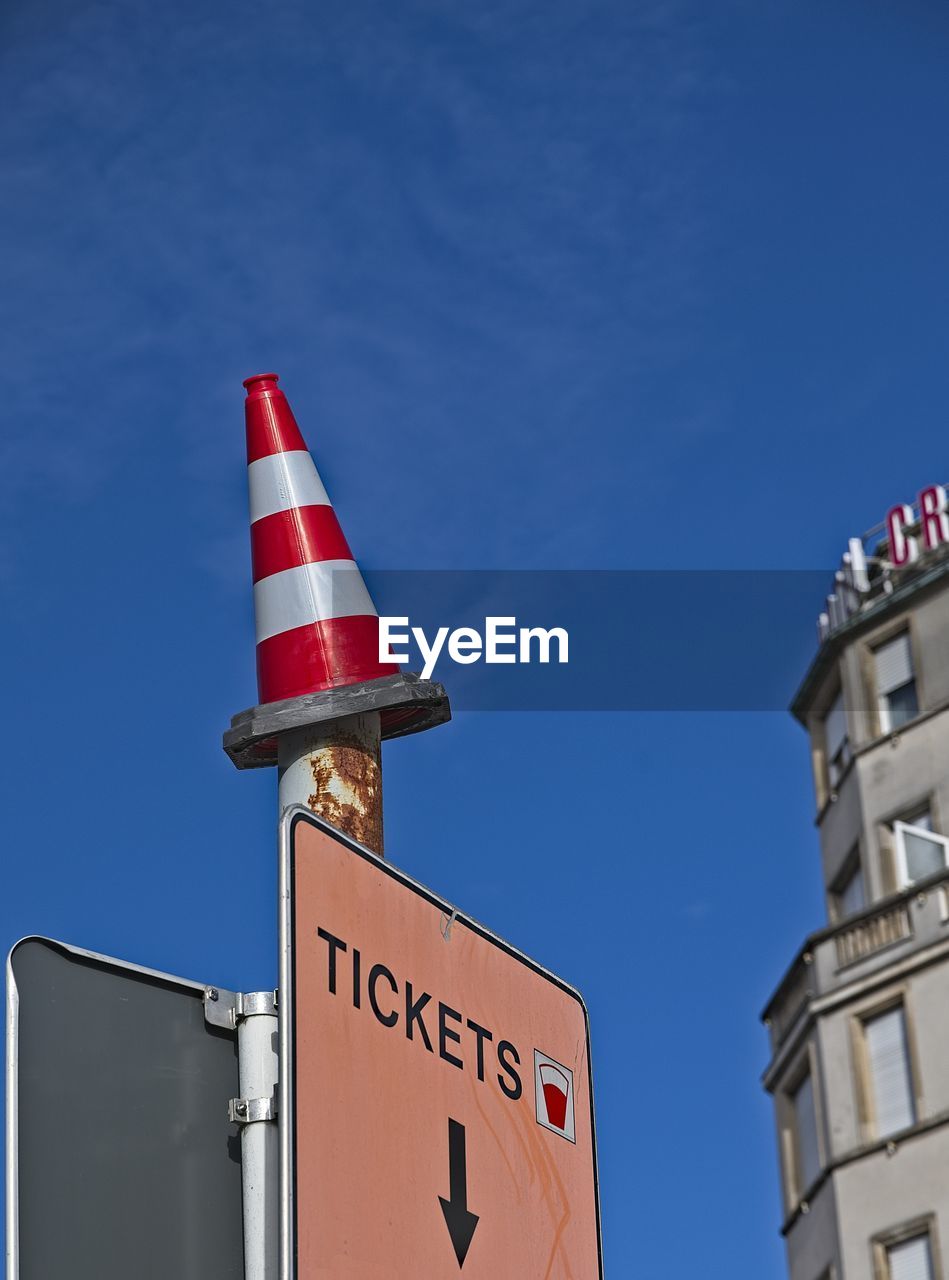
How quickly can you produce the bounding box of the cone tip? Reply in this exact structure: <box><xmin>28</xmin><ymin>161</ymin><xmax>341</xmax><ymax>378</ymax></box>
<box><xmin>243</xmin><ymin>372</ymin><xmax>280</xmax><ymax>395</ymax></box>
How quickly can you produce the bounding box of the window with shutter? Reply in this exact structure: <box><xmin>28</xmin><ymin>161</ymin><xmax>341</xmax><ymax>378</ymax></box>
<box><xmin>790</xmin><ymin>1071</ymin><xmax>820</xmax><ymax>1193</ymax></box>
<box><xmin>887</xmin><ymin>1233</ymin><xmax>934</xmax><ymax>1280</ymax></box>
<box><xmin>874</xmin><ymin>633</ymin><xmax>919</xmax><ymax>732</ymax></box>
<box><xmin>864</xmin><ymin>1005</ymin><xmax>915</xmax><ymax>1138</ymax></box>
<box><xmin>823</xmin><ymin>689</ymin><xmax>850</xmax><ymax>788</ymax></box>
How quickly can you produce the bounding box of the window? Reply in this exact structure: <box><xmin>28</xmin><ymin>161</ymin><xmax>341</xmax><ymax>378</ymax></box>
<box><xmin>823</xmin><ymin>689</ymin><xmax>851</xmax><ymax>788</ymax></box>
<box><xmin>874</xmin><ymin>632</ymin><xmax>919</xmax><ymax>733</ymax></box>
<box><xmin>874</xmin><ymin>1223</ymin><xmax>939</xmax><ymax>1280</ymax></box>
<box><xmin>886</xmin><ymin>1233</ymin><xmax>934</xmax><ymax>1280</ymax></box>
<box><xmin>835</xmin><ymin>860</ymin><xmax>865</xmax><ymax>919</ymax></box>
<box><xmin>863</xmin><ymin>1004</ymin><xmax>915</xmax><ymax>1138</ymax></box>
<box><xmin>790</xmin><ymin>1070</ymin><xmax>821</xmax><ymax>1194</ymax></box>
<box><xmin>894</xmin><ymin>808</ymin><xmax>949</xmax><ymax>888</ymax></box>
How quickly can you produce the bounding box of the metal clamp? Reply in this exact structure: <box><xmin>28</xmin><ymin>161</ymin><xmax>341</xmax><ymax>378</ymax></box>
<box><xmin>237</xmin><ymin>990</ymin><xmax>277</xmax><ymax>1018</ymax></box>
<box><xmin>204</xmin><ymin>987</ymin><xmax>277</xmax><ymax>1030</ymax></box>
<box><xmin>228</xmin><ymin>1095</ymin><xmax>277</xmax><ymax>1125</ymax></box>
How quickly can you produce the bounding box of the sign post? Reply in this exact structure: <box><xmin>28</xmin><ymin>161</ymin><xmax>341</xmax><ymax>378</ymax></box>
<box><xmin>279</xmin><ymin>809</ymin><xmax>603</xmax><ymax>1277</ymax></box>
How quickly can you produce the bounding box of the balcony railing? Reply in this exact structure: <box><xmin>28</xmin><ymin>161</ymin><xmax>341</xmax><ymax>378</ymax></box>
<box><xmin>763</xmin><ymin>869</ymin><xmax>949</xmax><ymax>1057</ymax></box>
<box><xmin>766</xmin><ymin>955</ymin><xmax>814</xmax><ymax>1046</ymax></box>
<box><xmin>834</xmin><ymin>900</ymin><xmax>913</xmax><ymax>969</ymax></box>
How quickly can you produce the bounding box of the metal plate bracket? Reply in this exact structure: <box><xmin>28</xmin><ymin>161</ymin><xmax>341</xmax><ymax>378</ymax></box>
<box><xmin>229</xmin><ymin>1095</ymin><xmax>277</xmax><ymax>1125</ymax></box>
<box><xmin>204</xmin><ymin>987</ymin><xmax>277</xmax><ymax>1029</ymax></box>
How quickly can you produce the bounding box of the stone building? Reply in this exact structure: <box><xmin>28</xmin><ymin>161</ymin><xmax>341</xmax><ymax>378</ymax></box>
<box><xmin>763</xmin><ymin>489</ymin><xmax>949</xmax><ymax>1280</ymax></box>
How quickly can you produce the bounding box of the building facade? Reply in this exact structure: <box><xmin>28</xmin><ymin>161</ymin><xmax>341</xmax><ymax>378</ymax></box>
<box><xmin>763</xmin><ymin>490</ymin><xmax>949</xmax><ymax>1280</ymax></box>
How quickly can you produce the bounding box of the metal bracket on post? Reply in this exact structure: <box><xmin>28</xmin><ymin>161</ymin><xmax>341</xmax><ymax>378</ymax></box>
<box><xmin>203</xmin><ymin>987</ymin><xmax>277</xmax><ymax>1030</ymax></box>
<box><xmin>229</xmin><ymin>1096</ymin><xmax>277</xmax><ymax>1125</ymax></box>
<box><xmin>205</xmin><ymin>988</ymin><xmax>279</xmax><ymax>1280</ymax></box>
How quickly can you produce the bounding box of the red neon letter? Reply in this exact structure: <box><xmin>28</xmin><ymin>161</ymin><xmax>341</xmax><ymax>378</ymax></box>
<box><xmin>886</xmin><ymin>504</ymin><xmax>918</xmax><ymax>567</ymax></box>
<box><xmin>918</xmin><ymin>485</ymin><xmax>949</xmax><ymax>551</ymax></box>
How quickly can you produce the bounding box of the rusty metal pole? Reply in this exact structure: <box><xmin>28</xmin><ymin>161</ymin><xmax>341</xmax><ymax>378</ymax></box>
<box><xmin>277</xmin><ymin>710</ymin><xmax>384</xmax><ymax>854</ymax></box>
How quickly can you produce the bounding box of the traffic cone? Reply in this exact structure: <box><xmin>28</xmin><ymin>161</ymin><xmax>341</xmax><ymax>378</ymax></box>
<box><xmin>243</xmin><ymin>372</ymin><xmax>399</xmax><ymax>705</ymax></box>
<box><xmin>224</xmin><ymin>374</ymin><xmax>449</xmax><ymax>770</ymax></box>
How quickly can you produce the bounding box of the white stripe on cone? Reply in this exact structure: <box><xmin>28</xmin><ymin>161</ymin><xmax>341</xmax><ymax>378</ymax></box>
<box><xmin>248</xmin><ymin>450</ymin><xmax>331</xmax><ymax>524</ymax></box>
<box><xmin>253</xmin><ymin>559</ymin><xmax>378</xmax><ymax>644</ymax></box>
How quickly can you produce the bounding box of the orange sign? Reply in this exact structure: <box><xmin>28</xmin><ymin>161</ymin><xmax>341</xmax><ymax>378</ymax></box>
<box><xmin>280</xmin><ymin>810</ymin><xmax>603</xmax><ymax>1278</ymax></box>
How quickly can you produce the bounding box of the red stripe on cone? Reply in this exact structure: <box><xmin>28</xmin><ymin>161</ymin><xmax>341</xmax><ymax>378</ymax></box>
<box><xmin>251</xmin><ymin>505</ymin><xmax>354</xmax><ymax>584</ymax></box>
<box><xmin>244</xmin><ymin>373</ymin><xmax>308</xmax><ymax>463</ymax></box>
<box><xmin>256</xmin><ymin>617</ymin><xmax>398</xmax><ymax>705</ymax></box>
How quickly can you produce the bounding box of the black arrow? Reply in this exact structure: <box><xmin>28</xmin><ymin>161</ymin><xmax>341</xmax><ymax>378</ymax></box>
<box><xmin>438</xmin><ymin>1118</ymin><xmax>479</xmax><ymax>1268</ymax></box>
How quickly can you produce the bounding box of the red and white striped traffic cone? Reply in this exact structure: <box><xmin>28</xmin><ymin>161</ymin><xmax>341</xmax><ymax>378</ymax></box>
<box><xmin>244</xmin><ymin>372</ymin><xmax>397</xmax><ymax>705</ymax></box>
<box><xmin>224</xmin><ymin>374</ymin><xmax>449</xmax><ymax>771</ymax></box>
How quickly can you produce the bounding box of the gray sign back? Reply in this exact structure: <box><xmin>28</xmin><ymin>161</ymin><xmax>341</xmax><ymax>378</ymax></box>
<box><xmin>8</xmin><ymin>937</ymin><xmax>244</xmax><ymax>1279</ymax></box>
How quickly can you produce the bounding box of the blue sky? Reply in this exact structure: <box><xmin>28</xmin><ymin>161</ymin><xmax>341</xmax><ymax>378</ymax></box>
<box><xmin>3</xmin><ymin>1</ymin><xmax>949</xmax><ymax>1274</ymax></box>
